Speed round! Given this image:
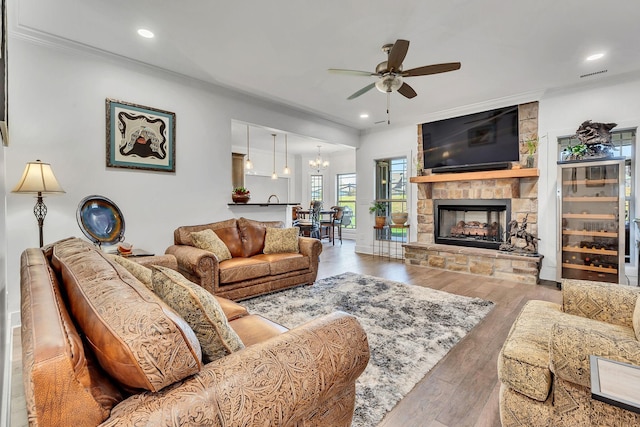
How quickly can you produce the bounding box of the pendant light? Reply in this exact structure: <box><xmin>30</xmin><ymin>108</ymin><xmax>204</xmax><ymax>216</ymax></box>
<box><xmin>245</xmin><ymin>125</ymin><xmax>253</xmax><ymax>171</ymax></box>
<box><xmin>283</xmin><ymin>133</ymin><xmax>291</xmax><ymax>175</ymax></box>
<box><xmin>271</xmin><ymin>133</ymin><xmax>278</xmax><ymax>180</ymax></box>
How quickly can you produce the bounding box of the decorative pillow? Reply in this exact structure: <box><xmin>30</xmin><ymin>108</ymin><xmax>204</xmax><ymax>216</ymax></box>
<box><xmin>106</xmin><ymin>253</ymin><xmax>153</xmax><ymax>291</ymax></box>
<box><xmin>152</xmin><ymin>265</ymin><xmax>245</xmax><ymax>363</ymax></box>
<box><xmin>190</xmin><ymin>229</ymin><xmax>232</xmax><ymax>261</ymax></box>
<box><xmin>263</xmin><ymin>227</ymin><xmax>300</xmax><ymax>254</ymax></box>
<box><xmin>237</xmin><ymin>217</ymin><xmax>284</xmax><ymax>257</ymax></box>
<box><xmin>51</xmin><ymin>238</ymin><xmax>202</xmax><ymax>392</ymax></box>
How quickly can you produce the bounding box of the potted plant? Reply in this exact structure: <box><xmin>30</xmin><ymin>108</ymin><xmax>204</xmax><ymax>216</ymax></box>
<box><xmin>369</xmin><ymin>202</ymin><xmax>387</xmax><ymax>227</ymax></box>
<box><xmin>525</xmin><ymin>136</ymin><xmax>538</xmax><ymax>168</ymax></box>
<box><xmin>232</xmin><ymin>186</ymin><xmax>251</xmax><ymax>203</ymax></box>
<box><xmin>565</xmin><ymin>143</ymin><xmax>587</xmax><ymax>161</ymax></box>
<box><xmin>414</xmin><ymin>154</ymin><xmax>424</xmax><ymax>176</ymax></box>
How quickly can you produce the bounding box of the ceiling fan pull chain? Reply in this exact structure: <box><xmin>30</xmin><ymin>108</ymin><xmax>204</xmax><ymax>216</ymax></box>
<box><xmin>387</xmin><ymin>92</ymin><xmax>391</xmax><ymax>125</ymax></box>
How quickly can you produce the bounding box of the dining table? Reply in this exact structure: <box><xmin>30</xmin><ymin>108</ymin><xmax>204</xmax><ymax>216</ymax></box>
<box><xmin>296</xmin><ymin>209</ymin><xmax>335</xmax><ymax>220</ymax></box>
<box><xmin>295</xmin><ymin>208</ymin><xmax>336</xmax><ymax>241</ymax></box>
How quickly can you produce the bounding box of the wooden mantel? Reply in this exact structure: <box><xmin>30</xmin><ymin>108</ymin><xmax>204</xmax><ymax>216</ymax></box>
<box><xmin>409</xmin><ymin>168</ymin><xmax>539</xmax><ymax>184</ymax></box>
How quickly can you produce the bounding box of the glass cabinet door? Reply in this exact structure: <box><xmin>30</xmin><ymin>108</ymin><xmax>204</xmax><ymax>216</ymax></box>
<box><xmin>558</xmin><ymin>159</ymin><xmax>625</xmax><ymax>284</ymax></box>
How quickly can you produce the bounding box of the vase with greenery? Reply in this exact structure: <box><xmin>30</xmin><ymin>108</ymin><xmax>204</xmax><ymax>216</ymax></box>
<box><xmin>232</xmin><ymin>186</ymin><xmax>251</xmax><ymax>203</ymax></box>
<box><xmin>525</xmin><ymin>136</ymin><xmax>538</xmax><ymax>168</ymax></box>
<box><xmin>414</xmin><ymin>154</ymin><xmax>424</xmax><ymax>176</ymax></box>
<box><xmin>369</xmin><ymin>202</ymin><xmax>387</xmax><ymax>227</ymax></box>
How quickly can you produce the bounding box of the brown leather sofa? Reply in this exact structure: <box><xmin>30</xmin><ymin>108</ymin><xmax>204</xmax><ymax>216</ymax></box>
<box><xmin>166</xmin><ymin>217</ymin><xmax>322</xmax><ymax>300</ymax></box>
<box><xmin>21</xmin><ymin>237</ymin><xmax>369</xmax><ymax>427</ymax></box>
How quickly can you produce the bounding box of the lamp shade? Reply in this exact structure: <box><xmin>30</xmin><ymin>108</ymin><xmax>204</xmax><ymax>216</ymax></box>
<box><xmin>12</xmin><ymin>160</ymin><xmax>65</xmax><ymax>194</ymax></box>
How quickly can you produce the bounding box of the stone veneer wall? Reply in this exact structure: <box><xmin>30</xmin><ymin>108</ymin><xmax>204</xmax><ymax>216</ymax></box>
<box><xmin>409</xmin><ymin>102</ymin><xmax>541</xmax><ymax>284</ymax></box>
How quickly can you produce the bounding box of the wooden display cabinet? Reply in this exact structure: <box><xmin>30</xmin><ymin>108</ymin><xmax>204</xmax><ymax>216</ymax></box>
<box><xmin>557</xmin><ymin>158</ymin><xmax>626</xmax><ymax>284</ymax></box>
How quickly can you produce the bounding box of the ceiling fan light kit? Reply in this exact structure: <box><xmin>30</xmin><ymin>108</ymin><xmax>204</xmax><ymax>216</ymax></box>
<box><xmin>375</xmin><ymin>75</ymin><xmax>403</xmax><ymax>93</ymax></box>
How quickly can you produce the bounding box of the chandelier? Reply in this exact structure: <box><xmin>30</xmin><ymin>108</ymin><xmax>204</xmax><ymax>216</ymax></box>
<box><xmin>309</xmin><ymin>145</ymin><xmax>329</xmax><ymax>172</ymax></box>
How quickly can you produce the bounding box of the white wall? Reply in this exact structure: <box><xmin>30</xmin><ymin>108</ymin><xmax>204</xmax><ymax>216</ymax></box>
<box><xmin>356</xmin><ymin>126</ymin><xmax>417</xmax><ymax>254</ymax></box>
<box><xmin>4</xmin><ymin>36</ymin><xmax>358</xmax><ymax>319</ymax></box>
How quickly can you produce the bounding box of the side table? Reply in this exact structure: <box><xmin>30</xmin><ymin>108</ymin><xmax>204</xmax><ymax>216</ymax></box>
<box><xmin>373</xmin><ymin>225</ymin><xmax>390</xmax><ymax>259</ymax></box>
<box><xmin>107</xmin><ymin>248</ymin><xmax>155</xmax><ymax>257</ymax></box>
<box><xmin>590</xmin><ymin>355</ymin><xmax>640</xmax><ymax>414</ymax></box>
<box><xmin>372</xmin><ymin>224</ymin><xmax>409</xmax><ymax>260</ymax></box>
<box><xmin>389</xmin><ymin>224</ymin><xmax>409</xmax><ymax>260</ymax></box>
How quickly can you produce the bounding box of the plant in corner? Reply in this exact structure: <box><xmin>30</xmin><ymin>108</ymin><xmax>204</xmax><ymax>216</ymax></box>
<box><xmin>566</xmin><ymin>143</ymin><xmax>587</xmax><ymax>161</ymax></box>
<box><xmin>525</xmin><ymin>135</ymin><xmax>538</xmax><ymax>168</ymax></box>
<box><xmin>414</xmin><ymin>153</ymin><xmax>424</xmax><ymax>176</ymax></box>
<box><xmin>232</xmin><ymin>186</ymin><xmax>251</xmax><ymax>203</ymax></box>
<box><xmin>369</xmin><ymin>202</ymin><xmax>387</xmax><ymax>227</ymax></box>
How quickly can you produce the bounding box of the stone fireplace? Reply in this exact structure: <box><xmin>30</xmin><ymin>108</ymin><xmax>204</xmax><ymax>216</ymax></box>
<box><xmin>405</xmin><ymin>102</ymin><xmax>543</xmax><ymax>284</ymax></box>
<box><xmin>434</xmin><ymin>199</ymin><xmax>510</xmax><ymax>250</ymax></box>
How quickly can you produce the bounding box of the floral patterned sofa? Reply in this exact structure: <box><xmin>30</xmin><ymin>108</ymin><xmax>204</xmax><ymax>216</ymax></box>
<box><xmin>498</xmin><ymin>279</ymin><xmax>640</xmax><ymax>426</ymax></box>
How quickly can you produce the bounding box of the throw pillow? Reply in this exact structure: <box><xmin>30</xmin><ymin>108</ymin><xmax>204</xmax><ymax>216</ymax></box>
<box><xmin>152</xmin><ymin>265</ymin><xmax>245</xmax><ymax>363</ymax></box>
<box><xmin>106</xmin><ymin>253</ymin><xmax>153</xmax><ymax>291</ymax></box>
<box><xmin>190</xmin><ymin>229</ymin><xmax>232</xmax><ymax>261</ymax></box>
<box><xmin>263</xmin><ymin>227</ymin><xmax>300</xmax><ymax>254</ymax></box>
<box><xmin>51</xmin><ymin>238</ymin><xmax>202</xmax><ymax>392</ymax></box>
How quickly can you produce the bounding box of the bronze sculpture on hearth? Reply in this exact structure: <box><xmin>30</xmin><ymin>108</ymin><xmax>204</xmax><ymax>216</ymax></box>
<box><xmin>499</xmin><ymin>214</ymin><xmax>539</xmax><ymax>254</ymax></box>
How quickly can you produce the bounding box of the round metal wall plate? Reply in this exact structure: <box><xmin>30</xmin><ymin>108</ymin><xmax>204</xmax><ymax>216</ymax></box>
<box><xmin>76</xmin><ymin>195</ymin><xmax>125</xmax><ymax>246</ymax></box>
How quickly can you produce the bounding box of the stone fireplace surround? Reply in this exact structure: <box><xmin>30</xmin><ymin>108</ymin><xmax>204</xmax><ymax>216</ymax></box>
<box><xmin>405</xmin><ymin>102</ymin><xmax>542</xmax><ymax>285</ymax></box>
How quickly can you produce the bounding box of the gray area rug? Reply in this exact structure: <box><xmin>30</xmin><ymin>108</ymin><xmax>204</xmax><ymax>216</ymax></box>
<box><xmin>241</xmin><ymin>272</ymin><xmax>495</xmax><ymax>427</ymax></box>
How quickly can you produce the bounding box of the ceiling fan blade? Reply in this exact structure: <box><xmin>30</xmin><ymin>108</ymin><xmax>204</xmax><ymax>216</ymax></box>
<box><xmin>397</xmin><ymin>82</ymin><xmax>417</xmax><ymax>99</ymax></box>
<box><xmin>402</xmin><ymin>62</ymin><xmax>461</xmax><ymax>77</ymax></box>
<box><xmin>347</xmin><ymin>82</ymin><xmax>376</xmax><ymax>100</ymax></box>
<box><xmin>387</xmin><ymin>39</ymin><xmax>409</xmax><ymax>71</ymax></box>
<box><xmin>328</xmin><ymin>68</ymin><xmax>374</xmax><ymax>77</ymax></box>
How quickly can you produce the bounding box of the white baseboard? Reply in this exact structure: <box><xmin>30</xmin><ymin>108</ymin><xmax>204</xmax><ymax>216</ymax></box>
<box><xmin>10</xmin><ymin>311</ymin><xmax>20</xmax><ymax>329</ymax></box>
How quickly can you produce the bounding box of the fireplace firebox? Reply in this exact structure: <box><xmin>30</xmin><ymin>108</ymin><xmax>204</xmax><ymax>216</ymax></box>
<box><xmin>434</xmin><ymin>199</ymin><xmax>511</xmax><ymax>250</ymax></box>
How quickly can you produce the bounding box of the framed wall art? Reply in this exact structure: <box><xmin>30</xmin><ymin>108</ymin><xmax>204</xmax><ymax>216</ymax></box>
<box><xmin>106</xmin><ymin>98</ymin><xmax>176</xmax><ymax>172</ymax></box>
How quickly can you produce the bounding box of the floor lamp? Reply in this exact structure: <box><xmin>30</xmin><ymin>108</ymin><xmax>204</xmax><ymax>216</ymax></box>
<box><xmin>12</xmin><ymin>160</ymin><xmax>65</xmax><ymax>247</ymax></box>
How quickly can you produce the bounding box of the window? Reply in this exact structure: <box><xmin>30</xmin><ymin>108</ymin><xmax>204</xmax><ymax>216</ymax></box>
<box><xmin>375</xmin><ymin>157</ymin><xmax>407</xmax><ymax>240</ymax></box>
<box><xmin>310</xmin><ymin>175</ymin><xmax>323</xmax><ymax>202</ymax></box>
<box><xmin>558</xmin><ymin>129</ymin><xmax>636</xmax><ymax>263</ymax></box>
<box><xmin>337</xmin><ymin>173</ymin><xmax>356</xmax><ymax>229</ymax></box>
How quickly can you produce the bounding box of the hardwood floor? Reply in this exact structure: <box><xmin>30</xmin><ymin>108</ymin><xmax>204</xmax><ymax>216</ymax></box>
<box><xmin>9</xmin><ymin>239</ymin><xmax>561</xmax><ymax>426</ymax></box>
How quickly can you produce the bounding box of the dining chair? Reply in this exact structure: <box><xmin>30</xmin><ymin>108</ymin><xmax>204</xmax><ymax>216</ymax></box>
<box><xmin>321</xmin><ymin>206</ymin><xmax>345</xmax><ymax>245</ymax></box>
<box><xmin>291</xmin><ymin>205</ymin><xmax>303</xmax><ymax>222</ymax></box>
<box><xmin>297</xmin><ymin>201</ymin><xmax>322</xmax><ymax>239</ymax></box>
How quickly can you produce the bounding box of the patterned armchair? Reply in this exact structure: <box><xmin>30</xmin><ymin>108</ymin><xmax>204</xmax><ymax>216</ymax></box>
<box><xmin>498</xmin><ymin>279</ymin><xmax>640</xmax><ymax>426</ymax></box>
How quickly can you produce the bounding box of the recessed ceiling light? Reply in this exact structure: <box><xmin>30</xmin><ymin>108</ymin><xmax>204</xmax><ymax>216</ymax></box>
<box><xmin>360</xmin><ymin>113</ymin><xmax>369</xmax><ymax>119</ymax></box>
<box><xmin>137</xmin><ymin>28</ymin><xmax>155</xmax><ymax>39</ymax></box>
<box><xmin>586</xmin><ymin>53</ymin><xmax>605</xmax><ymax>61</ymax></box>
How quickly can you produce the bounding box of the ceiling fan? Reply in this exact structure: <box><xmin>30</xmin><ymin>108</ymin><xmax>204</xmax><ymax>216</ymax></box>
<box><xmin>329</xmin><ymin>39</ymin><xmax>461</xmax><ymax>101</ymax></box>
<box><xmin>329</xmin><ymin>39</ymin><xmax>461</xmax><ymax>125</ymax></box>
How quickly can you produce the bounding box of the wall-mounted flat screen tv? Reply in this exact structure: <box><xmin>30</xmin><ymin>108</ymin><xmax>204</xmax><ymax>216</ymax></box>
<box><xmin>422</xmin><ymin>105</ymin><xmax>520</xmax><ymax>172</ymax></box>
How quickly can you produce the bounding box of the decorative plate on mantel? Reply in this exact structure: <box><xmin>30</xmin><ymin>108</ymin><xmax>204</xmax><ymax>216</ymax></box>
<box><xmin>76</xmin><ymin>195</ymin><xmax>125</xmax><ymax>247</ymax></box>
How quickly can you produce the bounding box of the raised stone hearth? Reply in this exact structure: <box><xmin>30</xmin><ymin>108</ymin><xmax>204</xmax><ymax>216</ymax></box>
<box><xmin>404</xmin><ymin>243</ymin><xmax>543</xmax><ymax>285</ymax></box>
